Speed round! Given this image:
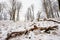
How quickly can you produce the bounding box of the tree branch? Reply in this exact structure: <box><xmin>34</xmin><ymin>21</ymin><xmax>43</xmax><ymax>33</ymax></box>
<box><xmin>5</xmin><ymin>25</ymin><xmax>58</xmax><ymax>40</ymax></box>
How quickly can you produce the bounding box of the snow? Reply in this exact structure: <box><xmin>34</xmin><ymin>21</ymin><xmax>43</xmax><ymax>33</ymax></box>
<box><xmin>0</xmin><ymin>20</ymin><xmax>60</xmax><ymax>40</ymax></box>
<box><xmin>0</xmin><ymin>0</ymin><xmax>60</xmax><ymax>40</ymax></box>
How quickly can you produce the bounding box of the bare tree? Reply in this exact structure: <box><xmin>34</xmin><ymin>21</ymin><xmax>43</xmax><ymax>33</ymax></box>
<box><xmin>0</xmin><ymin>3</ymin><xmax>7</xmax><ymax>20</ymax></box>
<box><xmin>26</xmin><ymin>5</ymin><xmax>34</xmax><ymax>22</ymax></box>
<box><xmin>0</xmin><ymin>3</ymin><xmax>2</xmax><ymax>20</ymax></box>
<box><xmin>37</xmin><ymin>11</ymin><xmax>41</xmax><ymax>21</ymax></box>
<box><xmin>43</xmin><ymin>0</ymin><xmax>48</xmax><ymax>18</ymax></box>
<box><xmin>0</xmin><ymin>3</ymin><xmax>1</xmax><ymax>12</ymax></box>
<box><xmin>0</xmin><ymin>3</ymin><xmax>5</xmax><ymax>12</ymax></box>
<box><xmin>9</xmin><ymin>0</ymin><xmax>22</xmax><ymax>21</ymax></box>
<box><xmin>43</xmin><ymin>0</ymin><xmax>54</xmax><ymax>18</ymax></box>
<box><xmin>30</xmin><ymin>5</ymin><xmax>34</xmax><ymax>21</ymax></box>
<box><xmin>9</xmin><ymin>0</ymin><xmax>16</xmax><ymax>21</ymax></box>
<box><xmin>16</xmin><ymin>2</ymin><xmax>22</xmax><ymax>21</ymax></box>
<box><xmin>58</xmin><ymin>0</ymin><xmax>60</xmax><ymax>10</ymax></box>
<box><xmin>26</xmin><ymin>8</ymin><xmax>30</xmax><ymax>21</ymax></box>
<box><xmin>52</xmin><ymin>1</ymin><xmax>59</xmax><ymax>18</ymax></box>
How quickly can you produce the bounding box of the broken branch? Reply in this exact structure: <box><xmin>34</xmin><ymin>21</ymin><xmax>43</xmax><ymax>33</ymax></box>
<box><xmin>5</xmin><ymin>25</ymin><xmax>58</xmax><ymax>40</ymax></box>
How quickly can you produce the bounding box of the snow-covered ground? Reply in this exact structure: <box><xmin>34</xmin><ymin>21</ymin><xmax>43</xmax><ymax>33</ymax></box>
<box><xmin>0</xmin><ymin>19</ymin><xmax>60</xmax><ymax>40</ymax></box>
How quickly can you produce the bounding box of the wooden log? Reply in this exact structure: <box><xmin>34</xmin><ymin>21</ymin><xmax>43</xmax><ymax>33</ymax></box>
<box><xmin>5</xmin><ymin>25</ymin><xmax>58</xmax><ymax>40</ymax></box>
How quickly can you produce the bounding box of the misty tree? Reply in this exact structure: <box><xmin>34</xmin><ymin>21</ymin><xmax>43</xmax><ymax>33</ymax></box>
<box><xmin>30</xmin><ymin>5</ymin><xmax>34</xmax><ymax>21</ymax></box>
<box><xmin>0</xmin><ymin>3</ymin><xmax>2</xmax><ymax>20</ymax></box>
<box><xmin>9</xmin><ymin>0</ymin><xmax>22</xmax><ymax>21</ymax></box>
<box><xmin>25</xmin><ymin>5</ymin><xmax>34</xmax><ymax>22</ymax></box>
<box><xmin>37</xmin><ymin>11</ymin><xmax>41</xmax><ymax>21</ymax></box>
<box><xmin>58</xmin><ymin>0</ymin><xmax>60</xmax><ymax>10</ymax></box>
<box><xmin>52</xmin><ymin>0</ymin><xmax>60</xmax><ymax>18</ymax></box>
<box><xmin>25</xmin><ymin>8</ymin><xmax>30</xmax><ymax>21</ymax></box>
<box><xmin>43</xmin><ymin>0</ymin><xmax>54</xmax><ymax>18</ymax></box>
<box><xmin>16</xmin><ymin>2</ymin><xmax>22</xmax><ymax>21</ymax></box>
<box><xmin>0</xmin><ymin>2</ymin><xmax>8</xmax><ymax>20</ymax></box>
<box><xmin>0</xmin><ymin>3</ymin><xmax>1</xmax><ymax>12</ymax></box>
<box><xmin>9</xmin><ymin>0</ymin><xmax>16</xmax><ymax>21</ymax></box>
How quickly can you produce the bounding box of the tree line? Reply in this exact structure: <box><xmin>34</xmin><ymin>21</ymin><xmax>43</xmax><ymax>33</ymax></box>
<box><xmin>0</xmin><ymin>0</ymin><xmax>60</xmax><ymax>22</ymax></box>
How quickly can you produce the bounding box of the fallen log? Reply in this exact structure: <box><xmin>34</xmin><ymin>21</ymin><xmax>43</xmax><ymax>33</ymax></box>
<box><xmin>43</xmin><ymin>18</ymin><xmax>60</xmax><ymax>24</ymax></box>
<box><xmin>5</xmin><ymin>25</ymin><xmax>58</xmax><ymax>40</ymax></box>
<box><xmin>47</xmin><ymin>20</ymin><xmax>60</xmax><ymax>24</ymax></box>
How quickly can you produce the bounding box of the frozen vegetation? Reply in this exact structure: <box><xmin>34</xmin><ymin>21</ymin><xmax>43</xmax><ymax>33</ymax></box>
<box><xmin>0</xmin><ymin>0</ymin><xmax>60</xmax><ymax>40</ymax></box>
<box><xmin>0</xmin><ymin>18</ymin><xmax>60</xmax><ymax>40</ymax></box>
